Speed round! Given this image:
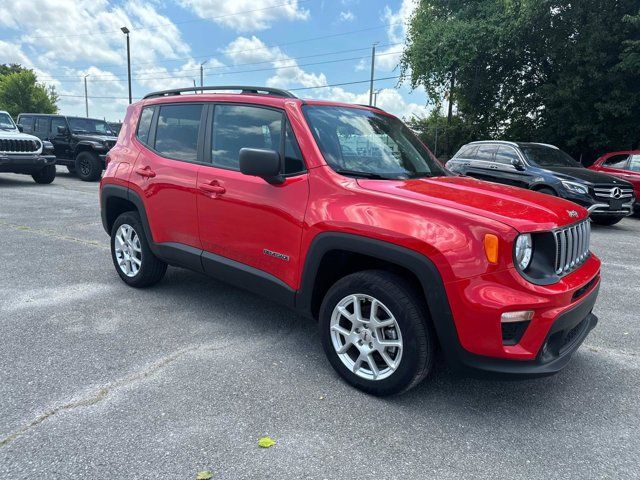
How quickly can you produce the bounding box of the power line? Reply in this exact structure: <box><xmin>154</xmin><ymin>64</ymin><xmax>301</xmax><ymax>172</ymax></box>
<box><xmin>56</xmin><ymin>75</ymin><xmax>403</xmax><ymax>100</ymax></box>
<box><xmin>24</xmin><ymin>0</ymin><xmax>316</xmax><ymax>40</ymax></box>
<box><xmin>44</xmin><ymin>50</ymin><xmax>402</xmax><ymax>85</ymax></box>
<box><xmin>37</xmin><ymin>42</ymin><xmax>402</xmax><ymax>82</ymax></box>
<box><xmin>36</xmin><ymin>21</ymin><xmax>403</xmax><ymax>76</ymax></box>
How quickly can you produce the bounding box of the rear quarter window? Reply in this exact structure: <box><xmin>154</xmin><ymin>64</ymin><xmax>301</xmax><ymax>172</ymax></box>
<box><xmin>136</xmin><ymin>106</ymin><xmax>154</xmax><ymax>146</ymax></box>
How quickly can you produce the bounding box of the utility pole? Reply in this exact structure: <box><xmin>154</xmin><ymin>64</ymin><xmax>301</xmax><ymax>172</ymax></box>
<box><xmin>200</xmin><ymin>61</ymin><xmax>207</xmax><ymax>93</ymax></box>
<box><xmin>446</xmin><ymin>68</ymin><xmax>456</xmax><ymax>155</ymax></box>
<box><xmin>373</xmin><ymin>89</ymin><xmax>381</xmax><ymax>107</ymax></box>
<box><xmin>84</xmin><ymin>74</ymin><xmax>89</xmax><ymax>118</ymax></box>
<box><xmin>121</xmin><ymin>27</ymin><xmax>132</xmax><ymax>104</ymax></box>
<box><xmin>368</xmin><ymin>43</ymin><xmax>378</xmax><ymax>106</ymax></box>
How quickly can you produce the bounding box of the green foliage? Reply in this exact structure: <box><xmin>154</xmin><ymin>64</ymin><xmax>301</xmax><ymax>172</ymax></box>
<box><xmin>408</xmin><ymin>109</ymin><xmax>476</xmax><ymax>159</ymax></box>
<box><xmin>402</xmin><ymin>0</ymin><xmax>640</xmax><ymax>161</ymax></box>
<box><xmin>0</xmin><ymin>64</ymin><xmax>58</xmax><ymax>119</ymax></box>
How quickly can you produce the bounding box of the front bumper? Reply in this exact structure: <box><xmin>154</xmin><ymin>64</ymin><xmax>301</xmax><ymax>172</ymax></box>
<box><xmin>565</xmin><ymin>191</ymin><xmax>635</xmax><ymax>217</ymax></box>
<box><xmin>441</xmin><ymin>255</ymin><xmax>601</xmax><ymax>376</ymax></box>
<box><xmin>0</xmin><ymin>153</ymin><xmax>56</xmax><ymax>173</ymax></box>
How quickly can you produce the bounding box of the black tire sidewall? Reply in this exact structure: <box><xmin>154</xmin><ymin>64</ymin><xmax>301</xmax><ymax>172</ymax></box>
<box><xmin>31</xmin><ymin>165</ymin><xmax>56</xmax><ymax>184</ymax></box>
<box><xmin>319</xmin><ymin>271</ymin><xmax>432</xmax><ymax>396</ymax></box>
<box><xmin>75</xmin><ymin>151</ymin><xmax>102</xmax><ymax>181</ymax></box>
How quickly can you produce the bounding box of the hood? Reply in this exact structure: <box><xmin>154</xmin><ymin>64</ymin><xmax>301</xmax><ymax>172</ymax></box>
<box><xmin>542</xmin><ymin>166</ymin><xmax>631</xmax><ymax>186</ymax></box>
<box><xmin>356</xmin><ymin>176</ymin><xmax>588</xmax><ymax>232</ymax></box>
<box><xmin>0</xmin><ymin>128</ymin><xmax>39</xmax><ymax>142</ymax></box>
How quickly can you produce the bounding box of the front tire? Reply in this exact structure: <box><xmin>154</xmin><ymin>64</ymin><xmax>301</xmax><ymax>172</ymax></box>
<box><xmin>591</xmin><ymin>216</ymin><xmax>624</xmax><ymax>226</ymax></box>
<box><xmin>110</xmin><ymin>212</ymin><xmax>167</xmax><ymax>287</ymax></box>
<box><xmin>75</xmin><ymin>151</ymin><xmax>102</xmax><ymax>181</ymax></box>
<box><xmin>31</xmin><ymin>165</ymin><xmax>56</xmax><ymax>184</ymax></box>
<box><xmin>319</xmin><ymin>270</ymin><xmax>435</xmax><ymax>396</ymax></box>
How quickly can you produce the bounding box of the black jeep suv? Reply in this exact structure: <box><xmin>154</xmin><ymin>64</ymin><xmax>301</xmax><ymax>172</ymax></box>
<box><xmin>17</xmin><ymin>114</ymin><xmax>118</xmax><ymax>181</ymax></box>
<box><xmin>447</xmin><ymin>141</ymin><xmax>635</xmax><ymax>226</ymax></box>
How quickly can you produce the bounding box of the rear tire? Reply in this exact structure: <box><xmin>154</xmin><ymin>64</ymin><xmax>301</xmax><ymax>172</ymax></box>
<box><xmin>75</xmin><ymin>151</ymin><xmax>102</xmax><ymax>181</ymax></box>
<box><xmin>31</xmin><ymin>165</ymin><xmax>56</xmax><ymax>184</ymax></box>
<box><xmin>110</xmin><ymin>212</ymin><xmax>167</xmax><ymax>288</ymax></box>
<box><xmin>319</xmin><ymin>270</ymin><xmax>434</xmax><ymax>396</ymax></box>
<box><xmin>591</xmin><ymin>216</ymin><xmax>624</xmax><ymax>226</ymax></box>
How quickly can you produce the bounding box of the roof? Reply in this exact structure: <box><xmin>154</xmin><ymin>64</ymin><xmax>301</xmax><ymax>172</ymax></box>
<box><xmin>466</xmin><ymin>140</ymin><xmax>560</xmax><ymax>150</ymax></box>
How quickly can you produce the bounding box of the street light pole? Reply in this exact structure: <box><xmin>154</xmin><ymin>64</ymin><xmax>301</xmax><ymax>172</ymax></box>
<box><xmin>368</xmin><ymin>43</ymin><xmax>378</xmax><ymax>106</ymax></box>
<box><xmin>121</xmin><ymin>27</ymin><xmax>132</xmax><ymax>104</ymax></box>
<box><xmin>84</xmin><ymin>74</ymin><xmax>89</xmax><ymax>117</ymax></box>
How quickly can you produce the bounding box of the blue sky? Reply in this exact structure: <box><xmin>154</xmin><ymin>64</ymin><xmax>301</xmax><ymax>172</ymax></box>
<box><xmin>0</xmin><ymin>0</ymin><xmax>429</xmax><ymax>121</ymax></box>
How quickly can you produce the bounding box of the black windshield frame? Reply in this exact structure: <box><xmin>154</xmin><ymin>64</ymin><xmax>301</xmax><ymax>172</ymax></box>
<box><xmin>67</xmin><ymin>117</ymin><xmax>114</xmax><ymax>135</ymax></box>
<box><xmin>302</xmin><ymin>105</ymin><xmax>445</xmax><ymax>179</ymax></box>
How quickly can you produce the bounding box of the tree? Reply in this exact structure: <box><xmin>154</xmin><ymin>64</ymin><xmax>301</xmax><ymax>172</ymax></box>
<box><xmin>0</xmin><ymin>65</ymin><xmax>58</xmax><ymax>119</ymax></box>
<box><xmin>401</xmin><ymin>0</ymin><xmax>640</xmax><ymax>162</ymax></box>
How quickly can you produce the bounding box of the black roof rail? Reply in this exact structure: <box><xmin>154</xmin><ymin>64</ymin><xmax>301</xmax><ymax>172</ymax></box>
<box><xmin>143</xmin><ymin>85</ymin><xmax>297</xmax><ymax>100</ymax></box>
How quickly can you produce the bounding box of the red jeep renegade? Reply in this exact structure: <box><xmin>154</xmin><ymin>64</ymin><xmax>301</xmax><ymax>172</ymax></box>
<box><xmin>100</xmin><ymin>86</ymin><xmax>601</xmax><ymax>395</ymax></box>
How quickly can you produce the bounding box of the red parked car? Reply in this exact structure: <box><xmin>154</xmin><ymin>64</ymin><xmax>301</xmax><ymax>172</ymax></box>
<box><xmin>589</xmin><ymin>151</ymin><xmax>640</xmax><ymax>213</ymax></box>
<box><xmin>100</xmin><ymin>86</ymin><xmax>601</xmax><ymax>395</ymax></box>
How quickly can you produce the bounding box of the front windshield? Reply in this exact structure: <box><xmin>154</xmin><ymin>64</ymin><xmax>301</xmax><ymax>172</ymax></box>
<box><xmin>303</xmin><ymin>105</ymin><xmax>445</xmax><ymax>179</ymax></box>
<box><xmin>68</xmin><ymin>117</ymin><xmax>113</xmax><ymax>135</ymax></box>
<box><xmin>0</xmin><ymin>112</ymin><xmax>16</xmax><ymax>131</ymax></box>
<box><xmin>521</xmin><ymin>145</ymin><xmax>580</xmax><ymax>168</ymax></box>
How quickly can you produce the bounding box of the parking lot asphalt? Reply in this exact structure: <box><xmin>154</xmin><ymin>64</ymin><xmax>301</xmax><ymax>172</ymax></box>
<box><xmin>0</xmin><ymin>168</ymin><xmax>638</xmax><ymax>479</ymax></box>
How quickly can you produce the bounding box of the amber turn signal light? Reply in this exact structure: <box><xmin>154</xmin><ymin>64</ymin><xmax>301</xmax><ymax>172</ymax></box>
<box><xmin>484</xmin><ymin>234</ymin><xmax>499</xmax><ymax>264</ymax></box>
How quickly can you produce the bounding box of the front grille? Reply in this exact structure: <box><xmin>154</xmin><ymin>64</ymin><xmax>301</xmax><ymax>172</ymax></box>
<box><xmin>553</xmin><ymin>220</ymin><xmax>591</xmax><ymax>276</ymax></box>
<box><xmin>0</xmin><ymin>138</ymin><xmax>40</xmax><ymax>153</ymax></box>
<box><xmin>593</xmin><ymin>184</ymin><xmax>634</xmax><ymax>200</ymax></box>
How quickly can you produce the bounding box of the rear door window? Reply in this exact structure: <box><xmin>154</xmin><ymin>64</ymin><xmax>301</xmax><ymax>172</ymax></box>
<box><xmin>34</xmin><ymin>117</ymin><xmax>50</xmax><ymax>138</ymax></box>
<box><xmin>456</xmin><ymin>145</ymin><xmax>478</xmax><ymax>158</ymax></box>
<box><xmin>476</xmin><ymin>144</ymin><xmax>497</xmax><ymax>161</ymax></box>
<box><xmin>154</xmin><ymin>104</ymin><xmax>203</xmax><ymax>162</ymax></box>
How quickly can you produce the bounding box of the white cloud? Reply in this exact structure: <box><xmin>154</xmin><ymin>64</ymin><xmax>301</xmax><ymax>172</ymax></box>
<box><xmin>338</xmin><ymin>11</ymin><xmax>355</xmax><ymax>22</ymax></box>
<box><xmin>223</xmin><ymin>36</ymin><xmax>327</xmax><ymax>89</ymax></box>
<box><xmin>376</xmin><ymin>0</ymin><xmax>417</xmax><ymax>71</ymax></box>
<box><xmin>178</xmin><ymin>0</ymin><xmax>309</xmax><ymax>32</ymax></box>
<box><xmin>0</xmin><ymin>1</ymin><xmax>190</xmax><ymax>65</ymax></box>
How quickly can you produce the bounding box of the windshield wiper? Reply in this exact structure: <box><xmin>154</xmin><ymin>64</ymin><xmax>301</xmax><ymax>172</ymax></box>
<box><xmin>334</xmin><ymin>169</ymin><xmax>392</xmax><ymax>179</ymax></box>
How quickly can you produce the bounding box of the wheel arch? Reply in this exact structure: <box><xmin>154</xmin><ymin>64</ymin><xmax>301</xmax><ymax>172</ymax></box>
<box><xmin>101</xmin><ymin>185</ymin><xmax>154</xmax><ymax>244</ymax></box>
<box><xmin>74</xmin><ymin>142</ymin><xmax>100</xmax><ymax>158</ymax></box>
<box><xmin>530</xmin><ymin>183</ymin><xmax>558</xmax><ymax>195</ymax></box>
<box><xmin>296</xmin><ymin>232</ymin><xmax>458</xmax><ymax>350</ymax></box>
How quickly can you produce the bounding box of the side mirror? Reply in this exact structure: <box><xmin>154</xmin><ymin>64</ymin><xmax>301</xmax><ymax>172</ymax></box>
<box><xmin>57</xmin><ymin>125</ymin><xmax>69</xmax><ymax>135</ymax></box>
<box><xmin>511</xmin><ymin>157</ymin><xmax>526</xmax><ymax>171</ymax></box>
<box><xmin>17</xmin><ymin>124</ymin><xmax>24</xmax><ymax>132</ymax></box>
<box><xmin>239</xmin><ymin>148</ymin><xmax>283</xmax><ymax>184</ymax></box>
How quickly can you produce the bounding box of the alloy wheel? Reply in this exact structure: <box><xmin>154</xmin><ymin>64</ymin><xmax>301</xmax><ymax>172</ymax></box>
<box><xmin>114</xmin><ymin>224</ymin><xmax>142</xmax><ymax>277</ymax></box>
<box><xmin>329</xmin><ymin>294</ymin><xmax>403</xmax><ymax>381</ymax></box>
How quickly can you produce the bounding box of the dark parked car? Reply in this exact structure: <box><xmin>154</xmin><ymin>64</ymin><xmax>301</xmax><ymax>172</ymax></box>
<box><xmin>17</xmin><ymin>113</ymin><xmax>118</xmax><ymax>181</ymax></box>
<box><xmin>447</xmin><ymin>141</ymin><xmax>635</xmax><ymax>226</ymax></box>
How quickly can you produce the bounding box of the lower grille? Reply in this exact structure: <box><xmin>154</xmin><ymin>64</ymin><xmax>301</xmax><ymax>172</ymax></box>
<box><xmin>554</xmin><ymin>220</ymin><xmax>591</xmax><ymax>276</ymax></box>
<box><xmin>0</xmin><ymin>138</ymin><xmax>40</xmax><ymax>153</ymax></box>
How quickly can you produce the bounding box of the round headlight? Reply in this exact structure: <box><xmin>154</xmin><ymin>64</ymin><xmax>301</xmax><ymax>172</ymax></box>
<box><xmin>515</xmin><ymin>234</ymin><xmax>533</xmax><ymax>271</ymax></box>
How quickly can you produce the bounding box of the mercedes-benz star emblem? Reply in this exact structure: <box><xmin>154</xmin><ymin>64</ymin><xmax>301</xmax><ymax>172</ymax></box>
<box><xmin>567</xmin><ymin>210</ymin><xmax>579</xmax><ymax>218</ymax></box>
<box><xmin>611</xmin><ymin>187</ymin><xmax>622</xmax><ymax>199</ymax></box>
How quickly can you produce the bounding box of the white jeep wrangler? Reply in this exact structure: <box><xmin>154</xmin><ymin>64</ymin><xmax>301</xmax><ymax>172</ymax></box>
<box><xmin>0</xmin><ymin>110</ymin><xmax>56</xmax><ymax>184</ymax></box>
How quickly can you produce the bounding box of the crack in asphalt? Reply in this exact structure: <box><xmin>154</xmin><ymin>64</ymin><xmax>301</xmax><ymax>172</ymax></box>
<box><xmin>0</xmin><ymin>220</ymin><xmax>109</xmax><ymax>250</ymax></box>
<box><xmin>0</xmin><ymin>341</ymin><xmax>235</xmax><ymax>448</ymax></box>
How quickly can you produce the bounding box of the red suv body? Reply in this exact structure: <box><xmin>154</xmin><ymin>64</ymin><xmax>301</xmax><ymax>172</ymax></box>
<box><xmin>589</xmin><ymin>150</ymin><xmax>640</xmax><ymax>212</ymax></box>
<box><xmin>100</xmin><ymin>86</ymin><xmax>601</xmax><ymax>395</ymax></box>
